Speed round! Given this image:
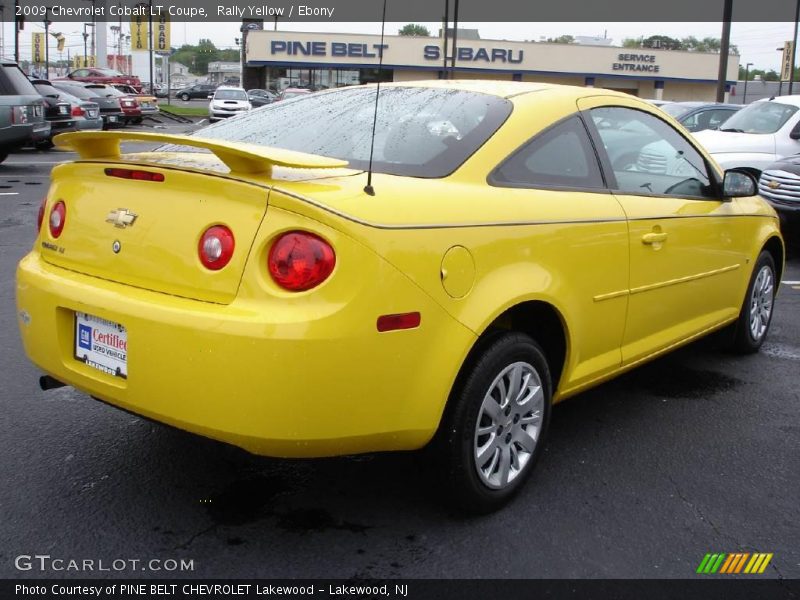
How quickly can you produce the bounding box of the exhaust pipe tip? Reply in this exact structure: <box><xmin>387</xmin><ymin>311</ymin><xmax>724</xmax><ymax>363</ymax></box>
<box><xmin>39</xmin><ymin>375</ymin><xmax>67</xmax><ymax>391</ymax></box>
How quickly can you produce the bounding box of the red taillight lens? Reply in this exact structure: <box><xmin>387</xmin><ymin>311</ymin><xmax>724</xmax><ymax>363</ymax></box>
<box><xmin>49</xmin><ymin>200</ymin><xmax>66</xmax><ymax>238</ymax></box>
<box><xmin>104</xmin><ymin>168</ymin><xmax>164</xmax><ymax>182</ymax></box>
<box><xmin>268</xmin><ymin>231</ymin><xmax>335</xmax><ymax>292</ymax></box>
<box><xmin>71</xmin><ymin>105</ymin><xmax>85</xmax><ymax>117</ymax></box>
<box><xmin>377</xmin><ymin>312</ymin><xmax>422</xmax><ymax>332</ymax></box>
<box><xmin>199</xmin><ymin>225</ymin><xmax>235</xmax><ymax>270</ymax></box>
<box><xmin>37</xmin><ymin>198</ymin><xmax>46</xmax><ymax>232</ymax></box>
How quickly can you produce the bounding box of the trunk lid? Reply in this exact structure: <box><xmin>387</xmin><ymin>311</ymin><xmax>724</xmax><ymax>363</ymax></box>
<box><xmin>41</xmin><ymin>131</ymin><xmax>348</xmax><ymax>304</ymax></box>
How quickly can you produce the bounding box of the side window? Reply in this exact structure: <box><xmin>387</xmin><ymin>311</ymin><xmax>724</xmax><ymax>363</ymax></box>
<box><xmin>708</xmin><ymin>109</ymin><xmax>735</xmax><ymax>129</ymax></box>
<box><xmin>491</xmin><ymin>116</ymin><xmax>604</xmax><ymax>189</ymax></box>
<box><xmin>590</xmin><ymin>106</ymin><xmax>716</xmax><ymax>199</ymax></box>
<box><xmin>72</xmin><ymin>69</ymin><xmax>89</xmax><ymax>78</ymax></box>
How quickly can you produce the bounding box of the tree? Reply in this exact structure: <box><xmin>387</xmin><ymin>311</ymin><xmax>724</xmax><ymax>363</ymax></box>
<box><xmin>546</xmin><ymin>35</ymin><xmax>575</xmax><ymax>44</ymax></box>
<box><xmin>622</xmin><ymin>35</ymin><xmax>738</xmax><ymax>55</ymax></box>
<box><xmin>738</xmin><ymin>66</ymin><xmax>780</xmax><ymax>81</ymax></box>
<box><xmin>169</xmin><ymin>39</ymin><xmax>239</xmax><ymax>76</ymax></box>
<box><xmin>398</xmin><ymin>24</ymin><xmax>430</xmax><ymax>36</ymax></box>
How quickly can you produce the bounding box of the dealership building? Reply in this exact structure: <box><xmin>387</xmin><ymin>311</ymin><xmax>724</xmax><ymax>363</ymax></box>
<box><xmin>244</xmin><ymin>30</ymin><xmax>739</xmax><ymax>101</ymax></box>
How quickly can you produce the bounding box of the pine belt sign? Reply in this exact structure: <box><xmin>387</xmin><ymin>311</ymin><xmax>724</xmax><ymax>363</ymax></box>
<box><xmin>32</xmin><ymin>32</ymin><xmax>45</xmax><ymax>64</ymax></box>
<box><xmin>782</xmin><ymin>41</ymin><xmax>794</xmax><ymax>82</ymax></box>
<box><xmin>131</xmin><ymin>13</ymin><xmax>171</xmax><ymax>53</ymax></box>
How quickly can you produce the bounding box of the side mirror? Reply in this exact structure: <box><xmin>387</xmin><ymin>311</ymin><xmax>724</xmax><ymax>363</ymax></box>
<box><xmin>722</xmin><ymin>169</ymin><xmax>757</xmax><ymax>198</ymax></box>
<box><xmin>790</xmin><ymin>122</ymin><xmax>800</xmax><ymax>140</ymax></box>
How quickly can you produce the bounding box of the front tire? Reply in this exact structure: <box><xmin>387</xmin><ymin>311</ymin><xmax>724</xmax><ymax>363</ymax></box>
<box><xmin>179</xmin><ymin>93</ymin><xmax>190</xmax><ymax>101</ymax></box>
<box><xmin>730</xmin><ymin>251</ymin><xmax>777</xmax><ymax>353</ymax></box>
<box><xmin>437</xmin><ymin>332</ymin><xmax>552</xmax><ymax>514</ymax></box>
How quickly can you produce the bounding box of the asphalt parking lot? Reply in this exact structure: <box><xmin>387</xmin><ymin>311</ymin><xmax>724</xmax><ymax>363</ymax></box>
<box><xmin>0</xmin><ymin>139</ymin><xmax>798</xmax><ymax>580</ymax></box>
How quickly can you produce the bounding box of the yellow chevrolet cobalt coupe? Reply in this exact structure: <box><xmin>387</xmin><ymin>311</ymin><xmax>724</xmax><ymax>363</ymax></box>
<box><xmin>17</xmin><ymin>81</ymin><xmax>783</xmax><ymax>512</ymax></box>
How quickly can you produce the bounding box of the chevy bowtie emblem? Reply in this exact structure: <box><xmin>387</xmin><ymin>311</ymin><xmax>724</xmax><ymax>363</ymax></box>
<box><xmin>766</xmin><ymin>180</ymin><xmax>780</xmax><ymax>190</ymax></box>
<box><xmin>106</xmin><ymin>209</ymin><xmax>138</xmax><ymax>229</ymax></box>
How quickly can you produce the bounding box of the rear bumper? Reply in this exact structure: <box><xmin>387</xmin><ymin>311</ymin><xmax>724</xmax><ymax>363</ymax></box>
<box><xmin>17</xmin><ymin>248</ymin><xmax>474</xmax><ymax>458</ymax></box>
<box><xmin>100</xmin><ymin>113</ymin><xmax>125</xmax><ymax>128</ymax></box>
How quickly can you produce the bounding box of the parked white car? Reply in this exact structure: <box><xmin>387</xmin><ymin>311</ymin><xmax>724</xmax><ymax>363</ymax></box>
<box><xmin>208</xmin><ymin>86</ymin><xmax>251</xmax><ymax>122</ymax></box>
<box><xmin>693</xmin><ymin>95</ymin><xmax>800</xmax><ymax>177</ymax></box>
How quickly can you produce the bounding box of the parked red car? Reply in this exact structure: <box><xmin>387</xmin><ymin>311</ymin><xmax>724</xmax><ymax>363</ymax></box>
<box><xmin>58</xmin><ymin>68</ymin><xmax>142</xmax><ymax>92</ymax></box>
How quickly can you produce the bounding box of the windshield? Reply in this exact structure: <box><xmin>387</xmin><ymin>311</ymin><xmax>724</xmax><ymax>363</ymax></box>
<box><xmin>193</xmin><ymin>86</ymin><xmax>512</xmax><ymax>178</ymax></box>
<box><xmin>214</xmin><ymin>90</ymin><xmax>248</xmax><ymax>101</ymax></box>
<box><xmin>0</xmin><ymin>64</ymin><xmax>38</xmax><ymax>95</ymax></box>
<box><xmin>720</xmin><ymin>100</ymin><xmax>798</xmax><ymax>134</ymax></box>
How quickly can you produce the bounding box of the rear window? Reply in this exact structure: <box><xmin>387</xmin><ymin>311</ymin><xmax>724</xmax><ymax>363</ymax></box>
<box><xmin>0</xmin><ymin>64</ymin><xmax>38</xmax><ymax>95</ymax></box>
<box><xmin>53</xmin><ymin>84</ymin><xmax>93</xmax><ymax>99</ymax></box>
<box><xmin>196</xmin><ymin>86</ymin><xmax>512</xmax><ymax>178</ymax></box>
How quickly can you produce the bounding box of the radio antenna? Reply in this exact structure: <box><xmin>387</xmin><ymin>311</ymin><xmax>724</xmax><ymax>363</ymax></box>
<box><xmin>363</xmin><ymin>0</ymin><xmax>388</xmax><ymax>196</ymax></box>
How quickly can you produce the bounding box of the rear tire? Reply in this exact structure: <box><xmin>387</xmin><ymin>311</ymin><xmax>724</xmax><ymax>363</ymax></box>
<box><xmin>436</xmin><ymin>332</ymin><xmax>552</xmax><ymax>514</ymax></box>
<box><xmin>730</xmin><ymin>251</ymin><xmax>776</xmax><ymax>354</ymax></box>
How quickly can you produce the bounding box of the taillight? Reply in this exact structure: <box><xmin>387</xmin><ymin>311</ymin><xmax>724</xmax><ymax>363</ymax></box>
<box><xmin>37</xmin><ymin>198</ymin><xmax>46</xmax><ymax>232</ymax></box>
<box><xmin>199</xmin><ymin>225</ymin><xmax>235</xmax><ymax>270</ymax></box>
<box><xmin>71</xmin><ymin>105</ymin><xmax>85</xmax><ymax>117</ymax></box>
<box><xmin>268</xmin><ymin>231</ymin><xmax>335</xmax><ymax>291</ymax></box>
<box><xmin>49</xmin><ymin>200</ymin><xmax>66</xmax><ymax>238</ymax></box>
<box><xmin>104</xmin><ymin>168</ymin><xmax>164</xmax><ymax>182</ymax></box>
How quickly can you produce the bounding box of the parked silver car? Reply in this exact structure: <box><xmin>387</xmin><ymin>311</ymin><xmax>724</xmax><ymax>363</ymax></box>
<box><xmin>208</xmin><ymin>86</ymin><xmax>251</xmax><ymax>122</ymax></box>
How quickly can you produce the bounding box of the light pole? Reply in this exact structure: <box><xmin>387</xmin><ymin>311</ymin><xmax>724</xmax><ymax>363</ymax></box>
<box><xmin>14</xmin><ymin>0</ymin><xmax>19</xmax><ymax>63</ymax></box>
<box><xmin>110</xmin><ymin>25</ymin><xmax>120</xmax><ymax>70</ymax></box>
<box><xmin>743</xmin><ymin>62</ymin><xmax>753</xmax><ymax>104</ymax></box>
<box><xmin>44</xmin><ymin>8</ymin><xmax>51</xmax><ymax>79</ymax></box>
<box><xmin>83</xmin><ymin>23</ymin><xmax>91</xmax><ymax>67</ymax></box>
<box><xmin>716</xmin><ymin>0</ymin><xmax>733</xmax><ymax>102</ymax></box>
<box><xmin>235</xmin><ymin>37</ymin><xmax>242</xmax><ymax>87</ymax></box>
<box><xmin>790</xmin><ymin>0</ymin><xmax>800</xmax><ymax>94</ymax></box>
<box><xmin>778</xmin><ymin>46</ymin><xmax>786</xmax><ymax>96</ymax></box>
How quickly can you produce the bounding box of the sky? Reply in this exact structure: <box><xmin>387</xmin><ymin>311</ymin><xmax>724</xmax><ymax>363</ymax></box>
<box><xmin>1</xmin><ymin>20</ymin><xmax>795</xmax><ymax>73</ymax></box>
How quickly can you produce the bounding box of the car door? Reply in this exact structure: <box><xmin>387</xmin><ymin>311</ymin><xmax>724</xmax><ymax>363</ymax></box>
<box><xmin>578</xmin><ymin>98</ymin><xmax>750</xmax><ymax>365</ymax></box>
<box><xmin>487</xmin><ymin>114</ymin><xmax>630</xmax><ymax>391</ymax></box>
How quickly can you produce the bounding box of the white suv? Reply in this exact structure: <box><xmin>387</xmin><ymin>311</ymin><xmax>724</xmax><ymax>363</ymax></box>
<box><xmin>208</xmin><ymin>86</ymin><xmax>251</xmax><ymax>122</ymax></box>
<box><xmin>693</xmin><ymin>95</ymin><xmax>800</xmax><ymax>178</ymax></box>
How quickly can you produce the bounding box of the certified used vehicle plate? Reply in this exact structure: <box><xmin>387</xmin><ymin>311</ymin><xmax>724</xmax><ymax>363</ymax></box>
<box><xmin>74</xmin><ymin>312</ymin><xmax>128</xmax><ymax>378</ymax></box>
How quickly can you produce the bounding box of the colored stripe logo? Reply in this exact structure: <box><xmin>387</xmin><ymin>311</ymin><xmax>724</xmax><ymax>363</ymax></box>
<box><xmin>696</xmin><ymin>553</ymin><xmax>773</xmax><ymax>574</ymax></box>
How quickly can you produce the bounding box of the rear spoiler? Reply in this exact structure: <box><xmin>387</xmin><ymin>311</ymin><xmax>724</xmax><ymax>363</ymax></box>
<box><xmin>53</xmin><ymin>130</ymin><xmax>348</xmax><ymax>176</ymax></box>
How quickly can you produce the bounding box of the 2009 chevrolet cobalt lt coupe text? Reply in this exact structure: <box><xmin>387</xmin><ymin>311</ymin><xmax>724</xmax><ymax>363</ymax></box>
<box><xmin>17</xmin><ymin>81</ymin><xmax>783</xmax><ymax>512</ymax></box>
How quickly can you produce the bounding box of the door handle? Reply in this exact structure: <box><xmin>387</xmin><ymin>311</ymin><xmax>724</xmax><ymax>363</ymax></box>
<box><xmin>642</xmin><ymin>232</ymin><xmax>668</xmax><ymax>245</ymax></box>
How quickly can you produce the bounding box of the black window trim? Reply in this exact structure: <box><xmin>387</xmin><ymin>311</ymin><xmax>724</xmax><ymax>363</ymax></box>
<box><xmin>487</xmin><ymin>112</ymin><xmax>612</xmax><ymax>194</ymax></box>
<box><xmin>581</xmin><ymin>104</ymin><xmax>725</xmax><ymax>202</ymax></box>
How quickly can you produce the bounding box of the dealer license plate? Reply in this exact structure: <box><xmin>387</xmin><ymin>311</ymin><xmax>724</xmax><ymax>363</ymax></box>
<box><xmin>74</xmin><ymin>312</ymin><xmax>128</xmax><ymax>378</ymax></box>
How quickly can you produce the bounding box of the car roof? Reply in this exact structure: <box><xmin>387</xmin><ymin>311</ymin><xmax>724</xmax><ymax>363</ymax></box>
<box><xmin>756</xmin><ymin>95</ymin><xmax>800</xmax><ymax>107</ymax></box>
<box><xmin>670</xmin><ymin>101</ymin><xmax>741</xmax><ymax>109</ymax></box>
<box><xmin>215</xmin><ymin>86</ymin><xmax>245</xmax><ymax>91</ymax></box>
